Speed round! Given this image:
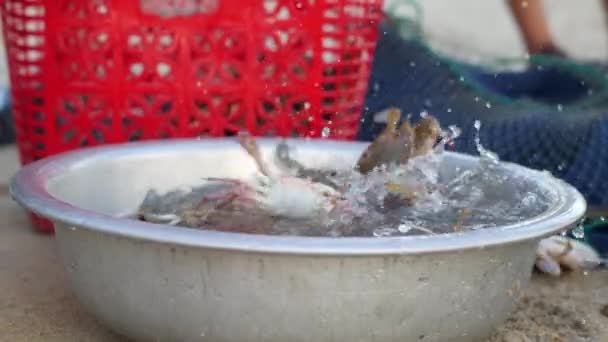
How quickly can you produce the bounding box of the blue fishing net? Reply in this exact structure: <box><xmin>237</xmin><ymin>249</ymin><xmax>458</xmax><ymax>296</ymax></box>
<box><xmin>0</xmin><ymin>86</ymin><xmax>13</xmax><ymax>145</ymax></box>
<box><xmin>575</xmin><ymin>218</ymin><xmax>608</xmax><ymax>257</ymax></box>
<box><xmin>360</xmin><ymin>21</ymin><xmax>608</xmax><ymax>207</ymax></box>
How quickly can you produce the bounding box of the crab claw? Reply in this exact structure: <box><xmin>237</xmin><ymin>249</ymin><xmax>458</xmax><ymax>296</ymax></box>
<box><xmin>140</xmin><ymin>212</ymin><xmax>182</xmax><ymax>225</ymax></box>
<box><xmin>535</xmin><ymin>236</ymin><xmax>601</xmax><ymax>276</ymax></box>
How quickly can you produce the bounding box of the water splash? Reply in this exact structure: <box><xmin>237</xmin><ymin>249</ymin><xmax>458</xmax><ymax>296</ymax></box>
<box><xmin>571</xmin><ymin>221</ymin><xmax>586</xmax><ymax>239</ymax></box>
<box><xmin>321</xmin><ymin>120</ymin><xmax>552</xmax><ymax>236</ymax></box>
<box><xmin>135</xmin><ymin>121</ymin><xmax>554</xmax><ymax>237</ymax></box>
<box><xmin>473</xmin><ymin>120</ymin><xmax>499</xmax><ymax>166</ymax></box>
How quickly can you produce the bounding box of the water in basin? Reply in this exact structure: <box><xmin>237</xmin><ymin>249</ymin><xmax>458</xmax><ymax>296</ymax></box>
<box><xmin>133</xmin><ymin>119</ymin><xmax>557</xmax><ymax>237</ymax></box>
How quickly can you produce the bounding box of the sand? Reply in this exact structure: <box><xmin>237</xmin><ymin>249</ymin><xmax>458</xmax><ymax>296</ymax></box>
<box><xmin>488</xmin><ymin>271</ymin><xmax>608</xmax><ymax>342</ymax></box>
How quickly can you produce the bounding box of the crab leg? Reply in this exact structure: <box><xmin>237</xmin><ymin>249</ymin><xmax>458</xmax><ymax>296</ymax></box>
<box><xmin>453</xmin><ymin>208</ymin><xmax>472</xmax><ymax>232</ymax></box>
<box><xmin>356</xmin><ymin>108</ymin><xmax>412</xmax><ymax>174</ymax></box>
<box><xmin>412</xmin><ymin>116</ymin><xmax>441</xmax><ymax>157</ymax></box>
<box><xmin>384</xmin><ymin>107</ymin><xmax>402</xmax><ymax>131</ymax></box>
<box><xmin>275</xmin><ymin>141</ymin><xmax>307</xmax><ymax>172</ymax></box>
<box><xmin>238</xmin><ymin>134</ymin><xmax>272</xmax><ymax>177</ymax></box>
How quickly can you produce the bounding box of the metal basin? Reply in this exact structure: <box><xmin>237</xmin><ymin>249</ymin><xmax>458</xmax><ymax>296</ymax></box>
<box><xmin>10</xmin><ymin>138</ymin><xmax>586</xmax><ymax>342</ymax></box>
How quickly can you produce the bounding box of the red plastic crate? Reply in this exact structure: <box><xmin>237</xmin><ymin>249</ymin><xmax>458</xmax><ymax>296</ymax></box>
<box><xmin>1</xmin><ymin>0</ymin><xmax>384</xmax><ymax>232</ymax></box>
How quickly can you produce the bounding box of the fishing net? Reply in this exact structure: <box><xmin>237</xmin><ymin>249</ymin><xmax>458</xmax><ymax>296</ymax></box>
<box><xmin>360</xmin><ymin>2</ymin><xmax>608</xmax><ymax>207</ymax></box>
<box><xmin>574</xmin><ymin>218</ymin><xmax>608</xmax><ymax>257</ymax></box>
<box><xmin>0</xmin><ymin>88</ymin><xmax>13</xmax><ymax>145</ymax></box>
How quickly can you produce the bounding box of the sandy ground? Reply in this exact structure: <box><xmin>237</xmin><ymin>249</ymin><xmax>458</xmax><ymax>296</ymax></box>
<box><xmin>487</xmin><ymin>272</ymin><xmax>608</xmax><ymax>342</ymax></box>
<box><xmin>0</xmin><ymin>197</ymin><xmax>126</xmax><ymax>342</ymax></box>
<box><xmin>0</xmin><ymin>145</ymin><xmax>19</xmax><ymax>184</ymax></box>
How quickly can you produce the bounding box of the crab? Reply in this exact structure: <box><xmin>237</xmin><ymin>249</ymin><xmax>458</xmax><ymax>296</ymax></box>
<box><xmin>203</xmin><ymin>134</ymin><xmax>347</xmax><ymax>220</ymax></box>
<box><xmin>355</xmin><ymin>108</ymin><xmax>443</xmax><ymax>205</ymax></box>
<box><xmin>198</xmin><ymin>107</ymin><xmax>442</xmax><ymax>222</ymax></box>
<box><xmin>136</xmin><ymin>184</ymin><xmax>241</xmax><ymax>227</ymax></box>
<box><xmin>136</xmin><ymin>135</ymin><xmax>349</xmax><ymax>228</ymax></box>
<box><xmin>535</xmin><ymin>235</ymin><xmax>602</xmax><ymax>276</ymax></box>
<box><xmin>271</xmin><ymin>107</ymin><xmax>443</xmax><ymax>211</ymax></box>
<box><xmin>356</xmin><ymin>108</ymin><xmax>441</xmax><ymax>174</ymax></box>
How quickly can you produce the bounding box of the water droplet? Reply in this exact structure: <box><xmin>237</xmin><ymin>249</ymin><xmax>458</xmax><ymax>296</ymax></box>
<box><xmin>521</xmin><ymin>193</ymin><xmax>536</xmax><ymax>206</ymax></box>
<box><xmin>485</xmin><ymin>102</ymin><xmax>492</xmax><ymax>109</ymax></box>
<box><xmin>420</xmin><ymin>110</ymin><xmax>428</xmax><ymax>118</ymax></box>
<box><xmin>474</xmin><ymin>120</ymin><xmax>481</xmax><ymax>130</ymax></box>
<box><xmin>321</xmin><ymin>127</ymin><xmax>331</xmax><ymax>137</ymax></box>
<box><xmin>521</xmin><ymin>1</ymin><xmax>528</xmax><ymax>8</ymax></box>
<box><xmin>373</xmin><ymin>82</ymin><xmax>380</xmax><ymax>92</ymax></box>
<box><xmin>398</xmin><ymin>223</ymin><xmax>411</xmax><ymax>233</ymax></box>
<box><xmin>557</xmin><ymin>104</ymin><xmax>563</xmax><ymax>112</ymax></box>
<box><xmin>474</xmin><ymin>96</ymin><xmax>480</xmax><ymax>102</ymax></box>
<box><xmin>446</xmin><ymin>125</ymin><xmax>462</xmax><ymax>143</ymax></box>
<box><xmin>459</xmin><ymin>76</ymin><xmax>465</xmax><ymax>82</ymax></box>
<box><xmin>424</xmin><ymin>99</ymin><xmax>433</xmax><ymax>107</ymax></box>
<box><xmin>473</xmin><ymin>120</ymin><xmax>499</xmax><ymax>165</ymax></box>
<box><xmin>447</xmin><ymin>108</ymin><xmax>452</xmax><ymax>113</ymax></box>
<box><xmin>373</xmin><ymin>227</ymin><xmax>396</xmax><ymax>237</ymax></box>
<box><xmin>571</xmin><ymin>223</ymin><xmax>585</xmax><ymax>239</ymax></box>
<box><xmin>410</xmin><ymin>61</ymin><xmax>416</xmax><ymax>67</ymax></box>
